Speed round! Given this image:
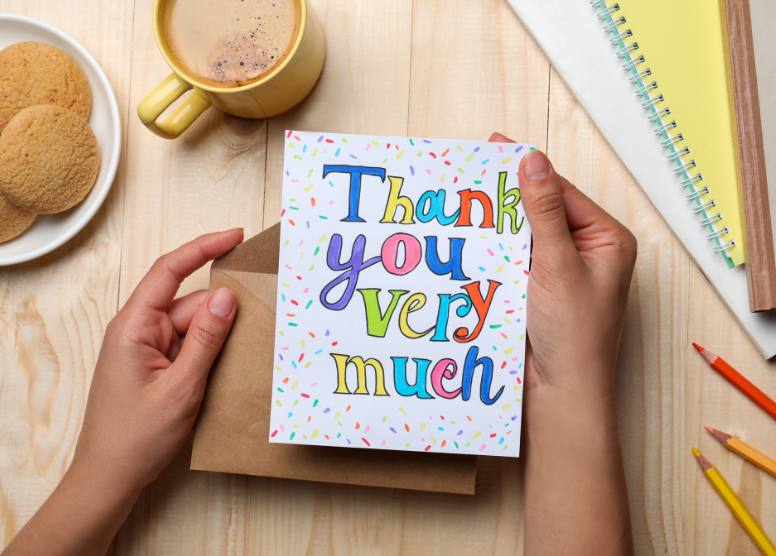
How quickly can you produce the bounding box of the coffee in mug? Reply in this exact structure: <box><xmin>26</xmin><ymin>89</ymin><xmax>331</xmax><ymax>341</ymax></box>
<box><xmin>163</xmin><ymin>0</ymin><xmax>300</xmax><ymax>88</ymax></box>
<box><xmin>139</xmin><ymin>0</ymin><xmax>324</xmax><ymax>138</ymax></box>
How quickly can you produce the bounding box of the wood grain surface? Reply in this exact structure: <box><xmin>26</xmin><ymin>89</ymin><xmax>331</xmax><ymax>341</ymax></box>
<box><xmin>1</xmin><ymin>1</ymin><xmax>776</xmax><ymax>554</ymax></box>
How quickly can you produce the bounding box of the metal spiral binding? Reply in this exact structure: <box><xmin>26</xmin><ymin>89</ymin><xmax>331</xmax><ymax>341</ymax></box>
<box><xmin>674</xmin><ymin>161</ymin><xmax>697</xmax><ymax>175</ymax></box>
<box><xmin>661</xmin><ymin>134</ymin><xmax>683</xmax><ymax>148</ymax></box>
<box><xmin>654</xmin><ymin>121</ymin><xmax>677</xmax><ymax>135</ymax></box>
<box><xmin>686</xmin><ymin>186</ymin><xmax>709</xmax><ymax>201</ymax></box>
<box><xmin>596</xmin><ymin>3</ymin><xmax>621</xmax><ymax>20</ymax></box>
<box><xmin>617</xmin><ymin>43</ymin><xmax>640</xmax><ymax>58</ymax></box>
<box><xmin>622</xmin><ymin>55</ymin><xmax>645</xmax><ymax>72</ymax></box>
<box><xmin>635</xmin><ymin>81</ymin><xmax>658</xmax><ymax>96</ymax></box>
<box><xmin>706</xmin><ymin>227</ymin><xmax>729</xmax><ymax>240</ymax></box>
<box><xmin>610</xmin><ymin>29</ymin><xmax>633</xmax><ymax>45</ymax></box>
<box><xmin>629</xmin><ymin>69</ymin><xmax>652</xmax><ymax>83</ymax></box>
<box><xmin>591</xmin><ymin>0</ymin><xmax>733</xmax><ymax>254</ymax></box>
<box><xmin>681</xmin><ymin>174</ymin><xmax>704</xmax><ymax>187</ymax></box>
<box><xmin>667</xmin><ymin>147</ymin><xmax>690</xmax><ymax>161</ymax></box>
<box><xmin>641</xmin><ymin>94</ymin><xmax>664</xmax><ymax>109</ymax></box>
<box><xmin>604</xmin><ymin>17</ymin><xmax>626</xmax><ymax>33</ymax></box>
<box><xmin>693</xmin><ymin>200</ymin><xmax>716</xmax><ymax>214</ymax></box>
<box><xmin>647</xmin><ymin>108</ymin><xmax>670</xmax><ymax>123</ymax></box>
<box><xmin>700</xmin><ymin>213</ymin><xmax>723</xmax><ymax>226</ymax></box>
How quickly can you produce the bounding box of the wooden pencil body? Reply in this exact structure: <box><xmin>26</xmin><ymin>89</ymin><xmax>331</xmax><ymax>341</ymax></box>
<box><xmin>705</xmin><ymin>468</ymin><xmax>776</xmax><ymax>556</ymax></box>
<box><xmin>728</xmin><ymin>437</ymin><xmax>776</xmax><ymax>478</ymax></box>
<box><xmin>724</xmin><ymin>0</ymin><xmax>776</xmax><ymax>311</ymax></box>
<box><xmin>711</xmin><ymin>357</ymin><xmax>776</xmax><ymax>421</ymax></box>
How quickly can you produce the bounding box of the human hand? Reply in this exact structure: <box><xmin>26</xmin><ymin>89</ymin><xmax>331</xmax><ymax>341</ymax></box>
<box><xmin>3</xmin><ymin>230</ymin><xmax>244</xmax><ymax>556</ymax></box>
<box><xmin>490</xmin><ymin>134</ymin><xmax>637</xmax><ymax>397</ymax></box>
<box><xmin>70</xmin><ymin>229</ymin><xmax>243</xmax><ymax>496</ymax></box>
<box><xmin>490</xmin><ymin>134</ymin><xmax>635</xmax><ymax>556</ymax></box>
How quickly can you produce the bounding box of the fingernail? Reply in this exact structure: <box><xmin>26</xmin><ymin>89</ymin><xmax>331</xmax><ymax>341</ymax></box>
<box><xmin>523</xmin><ymin>151</ymin><xmax>550</xmax><ymax>182</ymax></box>
<box><xmin>208</xmin><ymin>288</ymin><xmax>235</xmax><ymax>318</ymax></box>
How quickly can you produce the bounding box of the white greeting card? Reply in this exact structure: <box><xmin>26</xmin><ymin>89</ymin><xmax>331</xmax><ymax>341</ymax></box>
<box><xmin>269</xmin><ymin>131</ymin><xmax>532</xmax><ymax>457</ymax></box>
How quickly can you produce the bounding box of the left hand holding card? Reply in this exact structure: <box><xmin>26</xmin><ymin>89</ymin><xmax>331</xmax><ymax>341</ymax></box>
<box><xmin>75</xmin><ymin>229</ymin><xmax>242</xmax><ymax>493</ymax></box>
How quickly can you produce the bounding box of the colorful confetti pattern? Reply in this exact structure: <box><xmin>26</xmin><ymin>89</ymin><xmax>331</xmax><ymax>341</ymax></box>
<box><xmin>269</xmin><ymin>131</ymin><xmax>533</xmax><ymax>457</ymax></box>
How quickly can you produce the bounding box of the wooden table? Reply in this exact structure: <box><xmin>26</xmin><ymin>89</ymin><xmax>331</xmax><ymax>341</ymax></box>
<box><xmin>2</xmin><ymin>1</ymin><xmax>775</xmax><ymax>554</ymax></box>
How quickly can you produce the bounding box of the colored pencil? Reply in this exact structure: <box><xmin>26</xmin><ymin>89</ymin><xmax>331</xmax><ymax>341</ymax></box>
<box><xmin>692</xmin><ymin>447</ymin><xmax>776</xmax><ymax>556</ymax></box>
<box><xmin>692</xmin><ymin>343</ymin><xmax>776</xmax><ymax>422</ymax></box>
<box><xmin>705</xmin><ymin>426</ymin><xmax>776</xmax><ymax>479</ymax></box>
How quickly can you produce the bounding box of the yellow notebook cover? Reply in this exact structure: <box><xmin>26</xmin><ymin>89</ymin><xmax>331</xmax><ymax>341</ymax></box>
<box><xmin>606</xmin><ymin>0</ymin><xmax>744</xmax><ymax>267</ymax></box>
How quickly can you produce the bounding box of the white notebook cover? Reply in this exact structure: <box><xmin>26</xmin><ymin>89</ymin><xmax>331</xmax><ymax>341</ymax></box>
<box><xmin>506</xmin><ymin>0</ymin><xmax>776</xmax><ymax>358</ymax></box>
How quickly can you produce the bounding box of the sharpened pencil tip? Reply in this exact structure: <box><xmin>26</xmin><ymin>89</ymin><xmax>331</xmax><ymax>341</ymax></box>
<box><xmin>692</xmin><ymin>343</ymin><xmax>718</xmax><ymax>365</ymax></box>
<box><xmin>692</xmin><ymin>447</ymin><xmax>714</xmax><ymax>472</ymax></box>
<box><xmin>705</xmin><ymin>426</ymin><xmax>733</xmax><ymax>444</ymax></box>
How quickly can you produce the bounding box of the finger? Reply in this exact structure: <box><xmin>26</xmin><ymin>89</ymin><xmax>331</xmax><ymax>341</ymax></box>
<box><xmin>170</xmin><ymin>288</ymin><xmax>236</xmax><ymax>391</ymax></box>
<box><xmin>167</xmin><ymin>334</ymin><xmax>183</xmax><ymax>362</ymax></box>
<box><xmin>518</xmin><ymin>150</ymin><xmax>577</xmax><ymax>264</ymax></box>
<box><xmin>167</xmin><ymin>290</ymin><xmax>209</xmax><ymax>335</ymax></box>
<box><xmin>129</xmin><ymin>229</ymin><xmax>244</xmax><ymax>311</ymax></box>
<box><xmin>489</xmin><ymin>132</ymin><xmax>515</xmax><ymax>143</ymax></box>
<box><xmin>555</xmin><ymin>175</ymin><xmax>616</xmax><ymax>233</ymax></box>
<box><xmin>555</xmin><ymin>174</ymin><xmax>636</xmax><ymax>259</ymax></box>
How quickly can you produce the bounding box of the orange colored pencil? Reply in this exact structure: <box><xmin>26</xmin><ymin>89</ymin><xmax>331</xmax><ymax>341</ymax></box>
<box><xmin>705</xmin><ymin>426</ymin><xmax>776</xmax><ymax>479</ymax></box>
<box><xmin>693</xmin><ymin>343</ymin><xmax>776</xmax><ymax>423</ymax></box>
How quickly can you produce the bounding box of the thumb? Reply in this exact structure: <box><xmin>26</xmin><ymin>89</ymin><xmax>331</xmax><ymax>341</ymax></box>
<box><xmin>519</xmin><ymin>150</ymin><xmax>577</xmax><ymax>267</ymax></box>
<box><xmin>171</xmin><ymin>287</ymin><xmax>236</xmax><ymax>389</ymax></box>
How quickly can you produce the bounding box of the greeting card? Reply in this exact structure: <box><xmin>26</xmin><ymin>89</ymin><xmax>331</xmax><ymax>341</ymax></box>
<box><xmin>269</xmin><ymin>131</ymin><xmax>533</xmax><ymax>457</ymax></box>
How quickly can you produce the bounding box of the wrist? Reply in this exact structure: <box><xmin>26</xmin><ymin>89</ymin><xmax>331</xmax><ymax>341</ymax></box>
<box><xmin>4</xmin><ymin>455</ymin><xmax>141</xmax><ymax>556</ymax></box>
<box><xmin>64</xmin><ymin>453</ymin><xmax>142</xmax><ymax>511</ymax></box>
<box><xmin>526</xmin><ymin>369</ymin><xmax>620</xmax><ymax>438</ymax></box>
<box><xmin>523</xmin><ymin>361</ymin><xmax>632</xmax><ymax>556</ymax></box>
<box><xmin>527</xmin><ymin>359</ymin><xmax>617</xmax><ymax>403</ymax></box>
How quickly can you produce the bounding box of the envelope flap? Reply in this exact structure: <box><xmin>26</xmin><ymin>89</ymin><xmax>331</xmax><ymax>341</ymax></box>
<box><xmin>216</xmin><ymin>270</ymin><xmax>278</xmax><ymax>314</ymax></box>
<box><xmin>213</xmin><ymin>223</ymin><xmax>280</xmax><ymax>275</ymax></box>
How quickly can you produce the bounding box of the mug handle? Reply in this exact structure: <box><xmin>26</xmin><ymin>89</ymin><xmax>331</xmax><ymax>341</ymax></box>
<box><xmin>137</xmin><ymin>73</ymin><xmax>212</xmax><ymax>139</ymax></box>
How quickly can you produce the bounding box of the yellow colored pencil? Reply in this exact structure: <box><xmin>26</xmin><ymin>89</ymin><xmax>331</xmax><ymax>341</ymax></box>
<box><xmin>705</xmin><ymin>426</ymin><xmax>776</xmax><ymax>479</ymax></box>
<box><xmin>692</xmin><ymin>447</ymin><xmax>776</xmax><ymax>556</ymax></box>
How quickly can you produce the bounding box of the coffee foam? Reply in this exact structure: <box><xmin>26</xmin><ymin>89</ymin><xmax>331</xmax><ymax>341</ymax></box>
<box><xmin>164</xmin><ymin>0</ymin><xmax>299</xmax><ymax>88</ymax></box>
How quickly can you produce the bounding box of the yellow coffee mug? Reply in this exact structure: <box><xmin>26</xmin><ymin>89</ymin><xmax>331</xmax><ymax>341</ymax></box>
<box><xmin>138</xmin><ymin>0</ymin><xmax>324</xmax><ymax>139</ymax></box>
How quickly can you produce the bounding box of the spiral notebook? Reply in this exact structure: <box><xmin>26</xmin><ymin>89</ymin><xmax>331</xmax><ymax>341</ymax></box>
<box><xmin>507</xmin><ymin>0</ymin><xmax>776</xmax><ymax>357</ymax></box>
<box><xmin>597</xmin><ymin>0</ymin><xmax>745</xmax><ymax>268</ymax></box>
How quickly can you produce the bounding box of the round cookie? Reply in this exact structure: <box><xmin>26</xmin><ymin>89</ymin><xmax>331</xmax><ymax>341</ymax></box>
<box><xmin>0</xmin><ymin>105</ymin><xmax>100</xmax><ymax>214</ymax></box>
<box><xmin>0</xmin><ymin>42</ymin><xmax>91</xmax><ymax>133</ymax></box>
<box><xmin>0</xmin><ymin>193</ymin><xmax>36</xmax><ymax>244</ymax></box>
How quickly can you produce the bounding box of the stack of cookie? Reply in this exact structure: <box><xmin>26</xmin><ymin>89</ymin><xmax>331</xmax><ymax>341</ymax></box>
<box><xmin>0</xmin><ymin>42</ymin><xmax>100</xmax><ymax>244</ymax></box>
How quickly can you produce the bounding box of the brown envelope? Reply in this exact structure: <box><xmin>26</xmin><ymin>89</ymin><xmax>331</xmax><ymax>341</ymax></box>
<box><xmin>190</xmin><ymin>223</ymin><xmax>477</xmax><ymax>494</ymax></box>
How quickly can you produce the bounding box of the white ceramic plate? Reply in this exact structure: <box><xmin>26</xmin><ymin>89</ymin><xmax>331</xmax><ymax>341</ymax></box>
<box><xmin>0</xmin><ymin>13</ymin><xmax>121</xmax><ymax>265</ymax></box>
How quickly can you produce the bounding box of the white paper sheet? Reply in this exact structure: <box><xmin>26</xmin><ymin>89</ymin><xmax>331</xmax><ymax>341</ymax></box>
<box><xmin>506</xmin><ymin>0</ymin><xmax>776</xmax><ymax>358</ymax></box>
<box><xmin>269</xmin><ymin>131</ymin><xmax>533</xmax><ymax>457</ymax></box>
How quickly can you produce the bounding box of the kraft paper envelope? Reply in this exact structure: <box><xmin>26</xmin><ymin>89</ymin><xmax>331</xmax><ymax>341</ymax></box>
<box><xmin>190</xmin><ymin>223</ymin><xmax>477</xmax><ymax>494</ymax></box>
